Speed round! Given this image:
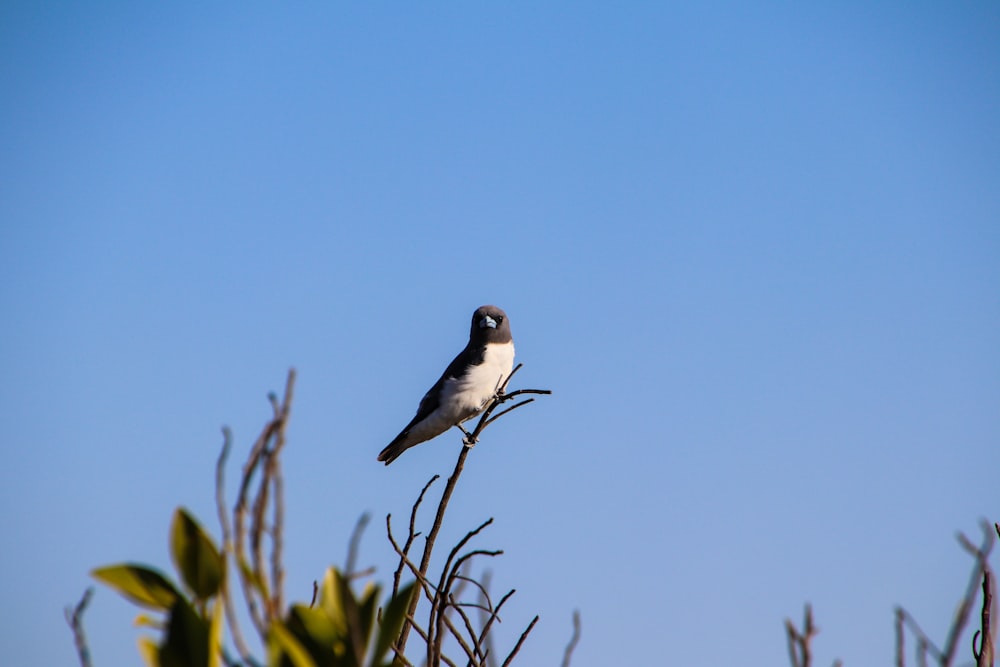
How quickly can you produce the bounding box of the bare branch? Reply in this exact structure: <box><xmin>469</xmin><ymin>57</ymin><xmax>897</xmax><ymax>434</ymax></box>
<box><xmin>561</xmin><ymin>610</ymin><xmax>581</xmax><ymax>667</ymax></box>
<box><xmin>345</xmin><ymin>512</ymin><xmax>371</xmax><ymax>579</ymax></box>
<box><xmin>397</xmin><ymin>444</ymin><xmax>472</xmax><ymax>653</ymax></box>
<box><xmin>392</xmin><ymin>475</ymin><xmax>439</xmax><ymax>599</ymax></box>
<box><xmin>390</xmin><ymin>364</ymin><xmax>550</xmax><ymax>662</ymax></box>
<box><xmin>973</xmin><ymin>569</ymin><xmax>993</xmax><ymax>667</ymax></box>
<box><xmin>387</xmin><ymin>514</ymin><xmax>439</xmax><ymax>602</ymax></box>
<box><xmin>65</xmin><ymin>588</ymin><xmax>94</xmax><ymax>667</ymax></box>
<box><xmin>897</xmin><ymin>607</ymin><xmax>945</xmax><ymax>663</ymax></box>
<box><xmin>944</xmin><ymin>523</ymin><xmax>996</xmax><ymax>665</ymax></box>
<box><xmin>215</xmin><ymin>427</ymin><xmax>255</xmax><ymax>662</ymax></box>
<box><xmin>500</xmin><ymin>615</ymin><xmax>539</xmax><ymax>667</ymax></box>
<box><xmin>439</xmin><ymin>610</ymin><xmax>479</xmax><ymax>664</ymax></box>
<box><xmin>896</xmin><ymin>607</ymin><xmax>906</xmax><ymax>667</ymax></box>
<box><xmin>231</xmin><ymin>368</ymin><xmax>296</xmax><ymax>639</ymax></box>
<box><xmin>785</xmin><ymin>604</ymin><xmax>818</xmax><ymax>667</ymax></box>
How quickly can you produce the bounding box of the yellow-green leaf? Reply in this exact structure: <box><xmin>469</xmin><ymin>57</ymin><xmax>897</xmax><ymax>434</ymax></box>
<box><xmin>134</xmin><ymin>614</ymin><xmax>163</xmax><ymax>629</ymax></box>
<box><xmin>170</xmin><ymin>508</ymin><xmax>223</xmax><ymax>599</ymax></box>
<box><xmin>208</xmin><ymin>600</ymin><xmax>223</xmax><ymax>667</ymax></box>
<box><xmin>357</xmin><ymin>582</ymin><xmax>380</xmax><ymax>655</ymax></box>
<box><xmin>318</xmin><ymin>567</ymin><xmax>347</xmax><ymax>634</ymax></box>
<box><xmin>138</xmin><ymin>636</ymin><xmax>160</xmax><ymax>667</ymax></box>
<box><xmin>92</xmin><ymin>564</ymin><xmax>180</xmax><ymax>611</ymax></box>
<box><xmin>269</xmin><ymin>621</ymin><xmax>318</xmax><ymax>667</ymax></box>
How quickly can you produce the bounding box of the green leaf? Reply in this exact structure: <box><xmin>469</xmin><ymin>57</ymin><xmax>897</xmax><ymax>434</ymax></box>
<box><xmin>159</xmin><ymin>599</ymin><xmax>211</xmax><ymax>667</ymax></box>
<box><xmin>269</xmin><ymin>621</ymin><xmax>318</xmax><ymax>667</ymax></box>
<box><xmin>372</xmin><ymin>582</ymin><xmax>416</xmax><ymax>665</ymax></box>
<box><xmin>318</xmin><ymin>568</ymin><xmax>347</xmax><ymax>635</ymax></box>
<box><xmin>357</xmin><ymin>582</ymin><xmax>380</xmax><ymax>657</ymax></box>
<box><xmin>285</xmin><ymin>604</ymin><xmax>341</xmax><ymax>665</ymax></box>
<box><xmin>92</xmin><ymin>564</ymin><xmax>181</xmax><ymax>611</ymax></box>
<box><xmin>170</xmin><ymin>507</ymin><xmax>223</xmax><ymax>599</ymax></box>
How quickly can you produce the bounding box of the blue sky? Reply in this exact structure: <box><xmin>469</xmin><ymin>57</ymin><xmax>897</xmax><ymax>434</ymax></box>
<box><xmin>2</xmin><ymin>3</ymin><xmax>998</xmax><ymax>666</ymax></box>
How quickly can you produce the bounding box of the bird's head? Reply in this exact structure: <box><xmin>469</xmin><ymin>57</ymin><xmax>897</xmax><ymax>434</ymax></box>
<box><xmin>470</xmin><ymin>305</ymin><xmax>512</xmax><ymax>343</ymax></box>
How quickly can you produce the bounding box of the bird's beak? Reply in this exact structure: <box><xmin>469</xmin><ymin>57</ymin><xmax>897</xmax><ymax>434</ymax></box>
<box><xmin>480</xmin><ymin>315</ymin><xmax>497</xmax><ymax>329</ymax></box>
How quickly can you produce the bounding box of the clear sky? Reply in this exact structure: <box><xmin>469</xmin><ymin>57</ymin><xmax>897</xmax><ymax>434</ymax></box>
<box><xmin>2</xmin><ymin>3</ymin><xmax>998</xmax><ymax>666</ymax></box>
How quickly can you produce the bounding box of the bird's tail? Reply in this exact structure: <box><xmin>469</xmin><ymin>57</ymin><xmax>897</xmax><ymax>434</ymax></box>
<box><xmin>377</xmin><ymin>434</ymin><xmax>410</xmax><ymax>466</ymax></box>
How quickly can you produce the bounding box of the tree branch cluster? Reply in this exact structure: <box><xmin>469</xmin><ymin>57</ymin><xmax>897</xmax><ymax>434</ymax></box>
<box><xmin>895</xmin><ymin>520</ymin><xmax>997</xmax><ymax>667</ymax></box>
<box><xmin>383</xmin><ymin>363</ymin><xmax>555</xmax><ymax>667</ymax></box>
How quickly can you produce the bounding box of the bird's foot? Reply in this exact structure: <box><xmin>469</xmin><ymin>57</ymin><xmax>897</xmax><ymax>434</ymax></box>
<box><xmin>458</xmin><ymin>424</ymin><xmax>477</xmax><ymax>447</ymax></box>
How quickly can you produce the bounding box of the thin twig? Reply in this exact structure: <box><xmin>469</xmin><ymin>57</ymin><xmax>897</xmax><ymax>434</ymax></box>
<box><xmin>479</xmin><ymin>588</ymin><xmax>517</xmax><ymax>662</ymax></box>
<box><xmin>945</xmin><ymin>523</ymin><xmax>996</xmax><ymax>665</ymax></box>
<box><xmin>345</xmin><ymin>512</ymin><xmax>371</xmax><ymax>579</ymax></box>
<box><xmin>500</xmin><ymin>615</ymin><xmax>539</xmax><ymax>667</ymax></box>
<box><xmin>917</xmin><ymin>637</ymin><xmax>929</xmax><ymax>667</ymax></box>
<box><xmin>561</xmin><ymin>610</ymin><xmax>581</xmax><ymax>667</ymax></box>
<box><xmin>231</xmin><ymin>369</ymin><xmax>296</xmax><ymax>639</ymax></box>
<box><xmin>475</xmin><ymin>570</ymin><xmax>497</xmax><ymax>667</ymax></box>
<box><xmin>785</xmin><ymin>604</ymin><xmax>815</xmax><ymax>667</ymax></box>
<box><xmin>446</xmin><ymin>592</ymin><xmax>483</xmax><ymax>663</ymax></box>
<box><xmin>392</xmin><ymin>475</ymin><xmax>439</xmax><ymax>599</ymax></box>
<box><xmin>440</xmin><ymin>611</ymin><xmax>479</xmax><ymax>664</ymax></box>
<box><xmin>269</xmin><ymin>369</ymin><xmax>294</xmax><ymax>618</ymax></box>
<box><xmin>397</xmin><ymin>444</ymin><xmax>471</xmax><ymax>653</ymax></box>
<box><xmin>387</xmin><ymin>514</ymin><xmax>439</xmax><ymax>602</ymax></box>
<box><xmin>896</xmin><ymin>607</ymin><xmax>906</xmax><ymax>667</ymax></box>
<box><xmin>215</xmin><ymin>427</ymin><xmax>255</xmax><ymax>663</ymax></box>
<box><xmin>392</xmin><ymin>364</ymin><xmax>550</xmax><ymax>661</ymax></box>
<box><xmin>65</xmin><ymin>588</ymin><xmax>94</xmax><ymax>667</ymax></box>
<box><xmin>483</xmin><ymin>398</ymin><xmax>537</xmax><ymax>428</ymax></box>
<box><xmin>897</xmin><ymin>608</ymin><xmax>945</xmax><ymax>663</ymax></box>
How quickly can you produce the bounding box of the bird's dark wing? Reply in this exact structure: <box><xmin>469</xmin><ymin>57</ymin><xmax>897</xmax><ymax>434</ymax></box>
<box><xmin>400</xmin><ymin>343</ymin><xmax>485</xmax><ymax>431</ymax></box>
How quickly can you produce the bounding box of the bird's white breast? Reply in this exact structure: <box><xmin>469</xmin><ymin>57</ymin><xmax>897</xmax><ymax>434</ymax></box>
<box><xmin>439</xmin><ymin>341</ymin><xmax>515</xmax><ymax>421</ymax></box>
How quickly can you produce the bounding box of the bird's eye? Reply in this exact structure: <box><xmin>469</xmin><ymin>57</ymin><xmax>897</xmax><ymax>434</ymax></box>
<box><xmin>496</xmin><ymin>316</ymin><xmax>503</xmax><ymax>323</ymax></box>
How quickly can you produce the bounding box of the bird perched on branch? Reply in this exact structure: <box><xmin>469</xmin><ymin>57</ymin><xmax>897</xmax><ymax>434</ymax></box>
<box><xmin>378</xmin><ymin>305</ymin><xmax>515</xmax><ymax>465</ymax></box>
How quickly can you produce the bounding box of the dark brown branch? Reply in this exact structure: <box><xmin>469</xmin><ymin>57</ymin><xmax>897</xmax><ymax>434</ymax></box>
<box><xmin>445</xmin><ymin>592</ymin><xmax>483</xmax><ymax>662</ymax></box>
<box><xmin>392</xmin><ymin>475</ymin><xmax>439</xmax><ymax>599</ymax></box>
<box><xmin>462</xmin><ymin>363</ymin><xmax>551</xmax><ymax>447</ymax></box>
<box><xmin>944</xmin><ymin>522</ymin><xmax>996</xmax><ymax>665</ymax></box>
<box><xmin>480</xmin><ymin>588</ymin><xmax>517</xmax><ymax>657</ymax></box>
<box><xmin>500</xmin><ymin>615</ymin><xmax>539</xmax><ymax>667</ymax></box>
<box><xmin>434</xmin><ymin>544</ymin><xmax>503</xmax><ymax>666</ymax></box>
<box><xmin>561</xmin><ymin>610</ymin><xmax>581</xmax><ymax>667</ymax></box>
<box><xmin>973</xmin><ymin>568</ymin><xmax>993</xmax><ymax>667</ymax></box>
<box><xmin>386</xmin><ymin>515</ymin><xmax>439</xmax><ymax>602</ymax></box>
<box><xmin>440</xmin><ymin>611</ymin><xmax>478</xmax><ymax>664</ymax></box>
<box><xmin>392</xmin><ymin>363</ymin><xmax>550</xmax><ymax>662</ymax></box>
<box><xmin>65</xmin><ymin>587</ymin><xmax>94</xmax><ymax>667</ymax></box>
<box><xmin>785</xmin><ymin>604</ymin><xmax>815</xmax><ymax>667</ymax></box>
<box><xmin>397</xmin><ymin>443</ymin><xmax>471</xmax><ymax>653</ymax></box>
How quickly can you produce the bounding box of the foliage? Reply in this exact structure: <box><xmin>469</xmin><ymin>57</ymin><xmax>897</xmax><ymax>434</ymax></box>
<box><xmin>93</xmin><ymin>507</ymin><xmax>414</xmax><ymax>667</ymax></box>
<box><xmin>85</xmin><ymin>368</ymin><xmax>558</xmax><ymax>667</ymax></box>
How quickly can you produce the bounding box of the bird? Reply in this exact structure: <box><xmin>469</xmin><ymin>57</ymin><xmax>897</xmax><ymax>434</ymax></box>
<box><xmin>378</xmin><ymin>305</ymin><xmax>515</xmax><ymax>465</ymax></box>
